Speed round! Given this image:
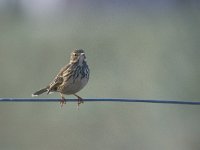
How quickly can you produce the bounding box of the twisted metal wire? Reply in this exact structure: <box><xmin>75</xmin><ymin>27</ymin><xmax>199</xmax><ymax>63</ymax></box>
<box><xmin>0</xmin><ymin>98</ymin><xmax>200</xmax><ymax>105</ymax></box>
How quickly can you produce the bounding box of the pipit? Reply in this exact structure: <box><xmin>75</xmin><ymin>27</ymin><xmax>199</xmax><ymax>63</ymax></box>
<box><xmin>32</xmin><ymin>49</ymin><xmax>90</xmax><ymax>108</ymax></box>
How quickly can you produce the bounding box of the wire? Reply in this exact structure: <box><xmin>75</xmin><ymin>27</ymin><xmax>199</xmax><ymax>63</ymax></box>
<box><xmin>0</xmin><ymin>98</ymin><xmax>200</xmax><ymax>105</ymax></box>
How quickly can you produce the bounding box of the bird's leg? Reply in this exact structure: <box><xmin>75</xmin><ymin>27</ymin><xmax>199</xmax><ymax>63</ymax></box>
<box><xmin>73</xmin><ymin>94</ymin><xmax>84</xmax><ymax>109</ymax></box>
<box><xmin>60</xmin><ymin>93</ymin><xmax>66</xmax><ymax>107</ymax></box>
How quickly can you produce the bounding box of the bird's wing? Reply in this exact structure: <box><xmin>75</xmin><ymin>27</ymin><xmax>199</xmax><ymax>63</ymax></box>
<box><xmin>56</xmin><ymin>63</ymin><xmax>71</xmax><ymax>77</ymax></box>
<box><xmin>47</xmin><ymin>64</ymin><xmax>71</xmax><ymax>93</ymax></box>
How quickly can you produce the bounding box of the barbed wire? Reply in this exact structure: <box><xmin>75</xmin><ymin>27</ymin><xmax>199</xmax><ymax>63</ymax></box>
<box><xmin>0</xmin><ymin>98</ymin><xmax>200</xmax><ymax>105</ymax></box>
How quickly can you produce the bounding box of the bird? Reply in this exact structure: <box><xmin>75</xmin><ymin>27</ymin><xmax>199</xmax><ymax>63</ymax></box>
<box><xmin>32</xmin><ymin>49</ymin><xmax>90</xmax><ymax>108</ymax></box>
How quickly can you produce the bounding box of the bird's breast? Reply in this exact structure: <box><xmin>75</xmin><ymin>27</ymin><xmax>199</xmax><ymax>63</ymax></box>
<box><xmin>60</xmin><ymin>74</ymin><xmax>89</xmax><ymax>95</ymax></box>
<box><xmin>59</xmin><ymin>63</ymin><xmax>89</xmax><ymax>95</ymax></box>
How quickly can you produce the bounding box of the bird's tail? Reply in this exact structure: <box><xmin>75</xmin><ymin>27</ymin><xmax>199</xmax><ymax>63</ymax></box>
<box><xmin>32</xmin><ymin>87</ymin><xmax>48</xmax><ymax>97</ymax></box>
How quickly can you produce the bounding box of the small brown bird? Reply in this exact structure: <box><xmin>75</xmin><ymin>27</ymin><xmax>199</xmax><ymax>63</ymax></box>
<box><xmin>32</xmin><ymin>49</ymin><xmax>90</xmax><ymax>107</ymax></box>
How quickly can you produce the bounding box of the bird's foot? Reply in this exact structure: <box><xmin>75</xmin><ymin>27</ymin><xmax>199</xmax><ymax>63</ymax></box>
<box><xmin>60</xmin><ymin>98</ymin><xmax>66</xmax><ymax>108</ymax></box>
<box><xmin>78</xmin><ymin>97</ymin><xmax>84</xmax><ymax>105</ymax></box>
<box><xmin>60</xmin><ymin>94</ymin><xmax>66</xmax><ymax>108</ymax></box>
<box><xmin>74</xmin><ymin>94</ymin><xmax>84</xmax><ymax>110</ymax></box>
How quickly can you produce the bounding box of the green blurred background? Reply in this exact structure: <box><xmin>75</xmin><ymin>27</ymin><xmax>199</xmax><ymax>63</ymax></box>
<box><xmin>0</xmin><ymin>0</ymin><xmax>200</xmax><ymax>150</ymax></box>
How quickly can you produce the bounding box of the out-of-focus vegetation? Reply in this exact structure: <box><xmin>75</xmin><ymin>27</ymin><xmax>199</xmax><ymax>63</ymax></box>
<box><xmin>0</xmin><ymin>1</ymin><xmax>200</xmax><ymax>150</ymax></box>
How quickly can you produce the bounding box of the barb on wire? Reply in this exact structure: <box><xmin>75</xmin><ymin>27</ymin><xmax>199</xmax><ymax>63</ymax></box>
<box><xmin>0</xmin><ymin>98</ymin><xmax>200</xmax><ymax>105</ymax></box>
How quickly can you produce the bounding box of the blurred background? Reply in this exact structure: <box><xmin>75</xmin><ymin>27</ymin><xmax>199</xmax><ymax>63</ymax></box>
<box><xmin>0</xmin><ymin>0</ymin><xmax>200</xmax><ymax>150</ymax></box>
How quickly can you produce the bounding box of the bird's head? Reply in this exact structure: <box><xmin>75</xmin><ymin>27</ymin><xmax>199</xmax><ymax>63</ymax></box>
<box><xmin>70</xmin><ymin>49</ymin><xmax>87</xmax><ymax>64</ymax></box>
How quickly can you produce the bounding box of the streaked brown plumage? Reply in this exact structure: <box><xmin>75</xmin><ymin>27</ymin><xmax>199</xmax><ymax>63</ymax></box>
<box><xmin>32</xmin><ymin>49</ymin><xmax>90</xmax><ymax>108</ymax></box>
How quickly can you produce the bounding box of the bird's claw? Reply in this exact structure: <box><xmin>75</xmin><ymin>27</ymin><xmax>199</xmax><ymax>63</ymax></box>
<box><xmin>77</xmin><ymin>97</ymin><xmax>84</xmax><ymax>110</ymax></box>
<box><xmin>60</xmin><ymin>98</ymin><xmax>66</xmax><ymax>108</ymax></box>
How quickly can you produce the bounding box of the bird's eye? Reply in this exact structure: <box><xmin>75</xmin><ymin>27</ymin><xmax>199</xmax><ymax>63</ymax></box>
<box><xmin>74</xmin><ymin>53</ymin><xmax>78</xmax><ymax>56</ymax></box>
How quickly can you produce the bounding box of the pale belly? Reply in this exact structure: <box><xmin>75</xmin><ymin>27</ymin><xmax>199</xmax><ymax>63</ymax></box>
<box><xmin>60</xmin><ymin>77</ymin><xmax>88</xmax><ymax>95</ymax></box>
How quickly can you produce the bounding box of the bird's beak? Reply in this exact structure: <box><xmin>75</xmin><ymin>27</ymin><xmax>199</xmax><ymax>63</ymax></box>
<box><xmin>81</xmin><ymin>53</ymin><xmax>86</xmax><ymax>59</ymax></box>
